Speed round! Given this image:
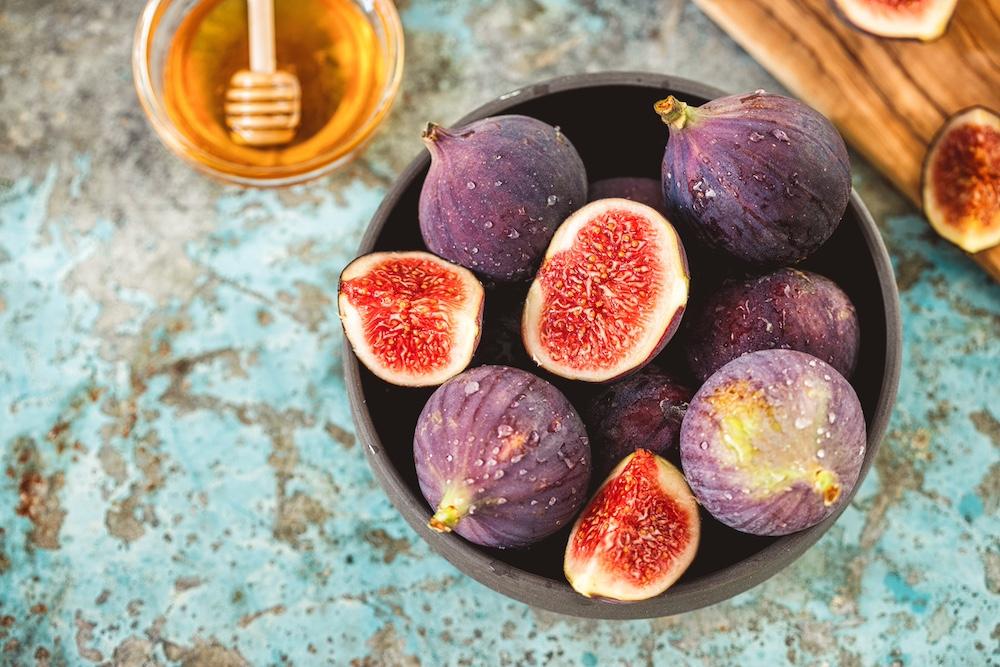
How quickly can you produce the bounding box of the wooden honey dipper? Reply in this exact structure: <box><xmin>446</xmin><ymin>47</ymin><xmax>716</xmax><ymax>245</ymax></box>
<box><xmin>224</xmin><ymin>0</ymin><xmax>301</xmax><ymax>146</ymax></box>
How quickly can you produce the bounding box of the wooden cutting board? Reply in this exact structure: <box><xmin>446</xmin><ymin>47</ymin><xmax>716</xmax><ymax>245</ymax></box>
<box><xmin>692</xmin><ymin>0</ymin><xmax>1000</xmax><ymax>281</ymax></box>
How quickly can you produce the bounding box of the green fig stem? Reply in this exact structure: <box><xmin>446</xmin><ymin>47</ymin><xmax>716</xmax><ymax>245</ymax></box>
<box><xmin>654</xmin><ymin>96</ymin><xmax>696</xmax><ymax>130</ymax></box>
<box><xmin>428</xmin><ymin>490</ymin><xmax>469</xmax><ymax>533</ymax></box>
<box><xmin>813</xmin><ymin>469</ymin><xmax>841</xmax><ymax>507</ymax></box>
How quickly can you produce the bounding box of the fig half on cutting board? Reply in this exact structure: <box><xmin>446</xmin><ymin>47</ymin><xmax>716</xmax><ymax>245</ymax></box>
<box><xmin>832</xmin><ymin>0</ymin><xmax>958</xmax><ymax>42</ymax></box>
<box><xmin>922</xmin><ymin>107</ymin><xmax>1000</xmax><ymax>253</ymax></box>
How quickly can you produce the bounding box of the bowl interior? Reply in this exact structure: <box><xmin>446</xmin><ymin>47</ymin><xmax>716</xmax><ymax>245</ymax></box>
<box><xmin>349</xmin><ymin>75</ymin><xmax>897</xmax><ymax>618</ymax></box>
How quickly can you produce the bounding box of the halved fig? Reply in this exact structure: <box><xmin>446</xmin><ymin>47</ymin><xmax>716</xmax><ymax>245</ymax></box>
<box><xmin>832</xmin><ymin>0</ymin><xmax>957</xmax><ymax>42</ymax></box>
<box><xmin>522</xmin><ymin>198</ymin><xmax>689</xmax><ymax>383</ymax></box>
<box><xmin>564</xmin><ymin>449</ymin><xmax>700</xmax><ymax>602</ymax></box>
<box><xmin>338</xmin><ymin>251</ymin><xmax>484</xmax><ymax>387</ymax></box>
<box><xmin>922</xmin><ymin>107</ymin><xmax>1000</xmax><ymax>253</ymax></box>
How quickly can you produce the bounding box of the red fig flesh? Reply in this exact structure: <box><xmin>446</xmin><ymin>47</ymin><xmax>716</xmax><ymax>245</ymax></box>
<box><xmin>338</xmin><ymin>251</ymin><xmax>484</xmax><ymax>387</ymax></box>
<box><xmin>522</xmin><ymin>198</ymin><xmax>689</xmax><ymax>383</ymax></box>
<box><xmin>832</xmin><ymin>0</ymin><xmax>958</xmax><ymax>42</ymax></box>
<box><xmin>564</xmin><ymin>450</ymin><xmax>700</xmax><ymax>601</ymax></box>
<box><xmin>922</xmin><ymin>107</ymin><xmax>1000</xmax><ymax>253</ymax></box>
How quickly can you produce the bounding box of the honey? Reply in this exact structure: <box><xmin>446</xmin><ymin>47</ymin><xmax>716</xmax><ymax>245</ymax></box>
<box><xmin>162</xmin><ymin>0</ymin><xmax>390</xmax><ymax>174</ymax></box>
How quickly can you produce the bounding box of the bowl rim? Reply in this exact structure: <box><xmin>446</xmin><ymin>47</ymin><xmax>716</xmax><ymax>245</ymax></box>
<box><xmin>344</xmin><ymin>71</ymin><xmax>902</xmax><ymax>619</ymax></box>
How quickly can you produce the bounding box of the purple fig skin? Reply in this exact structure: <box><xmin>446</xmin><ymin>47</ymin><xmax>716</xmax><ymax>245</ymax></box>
<box><xmin>585</xmin><ymin>369</ymin><xmax>693</xmax><ymax>480</ymax></box>
<box><xmin>656</xmin><ymin>91</ymin><xmax>851</xmax><ymax>264</ymax></box>
<box><xmin>414</xmin><ymin>365</ymin><xmax>591</xmax><ymax>548</ymax></box>
<box><xmin>686</xmin><ymin>268</ymin><xmax>860</xmax><ymax>382</ymax></box>
<box><xmin>588</xmin><ymin>177</ymin><xmax>667</xmax><ymax>216</ymax></box>
<box><xmin>680</xmin><ymin>350</ymin><xmax>866</xmax><ymax>536</ymax></box>
<box><xmin>419</xmin><ymin>116</ymin><xmax>588</xmax><ymax>282</ymax></box>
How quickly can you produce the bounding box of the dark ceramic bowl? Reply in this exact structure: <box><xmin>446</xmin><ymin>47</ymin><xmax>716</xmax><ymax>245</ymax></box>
<box><xmin>344</xmin><ymin>72</ymin><xmax>902</xmax><ymax>619</ymax></box>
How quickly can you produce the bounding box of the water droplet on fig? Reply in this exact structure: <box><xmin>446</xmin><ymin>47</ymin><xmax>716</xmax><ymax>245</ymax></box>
<box><xmin>464</xmin><ymin>477</ymin><xmax>474</xmax><ymax>484</ymax></box>
<box><xmin>548</xmin><ymin>419</ymin><xmax>562</xmax><ymax>433</ymax></box>
<box><xmin>817</xmin><ymin>449</ymin><xmax>826</xmax><ymax>459</ymax></box>
<box><xmin>497</xmin><ymin>424</ymin><xmax>513</xmax><ymax>437</ymax></box>
<box><xmin>491</xmin><ymin>446</ymin><xmax>500</xmax><ymax>454</ymax></box>
<box><xmin>794</xmin><ymin>417</ymin><xmax>810</xmax><ymax>429</ymax></box>
<box><xmin>547</xmin><ymin>195</ymin><xmax>558</xmax><ymax>206</ymax></box>
<box><xmin>495</xmin><ymin>497</ymin><xmax>507</xmax><ymax>504</ymax></box>
<box><xmin>749</xmin><ymin>131</ymin><xmax>765</xmax><ymax>142</ymax></box>
<box><xmin>828</xmin><ymin>413</ymin><xmax>837</xmax><ymax>424</ymax></box>
<box><xmin>494</xmin><ymin>180</ymin><xmax>503</xmax><ymax>186</ymax></box>
<box><xmin>484</xmin><ymin>221</ymin><xmax>493</xmax><ymax>229</ymax></box>
<box><xmin>699</xmin><ymin>441</ymin><xmax>708</xmax><ymax>450</ymax></box>
<box><xmin>530</xmin><ymin>500</ymin><xmax>538</xmax><ymax>506</ymax></box>
<box><xmin>470</xmin><ymin>247</ymin><xmax>479</xmax><ymax>255</ymax></box>
<box><xmin>724</xmin><ymin>492</ymin><xmax>733</xmax><ymax>500</ymax></box>
<box><xmin>466</xmin><ymin>181</ymin><xmax>476</xmax><ymax>189</ymax></box>
<box><xmin>494</xmin><ymin>154</ymin><xmax>502</xmax><ymax>160</ymax></box>
<box><xmin>464</xmin><ymin>381</ymin><xmax>480</xmax><ymax>395</ymax></box>
<box><xmin>752</xmin><ymin>172</ymin><xmax>766</xmax><ymax>182</ymax></box>
<box><xmin>474</xmin><ymin>458</ymin><xmax>484</xmax><ymax>466</ymax></box>
<box><xmin>506</xmin><ymin>228</ymin><xmax>520</xmax><ymax>239</ymax></box>
<box><xmin>494</xmin><ymin>470</ymin><xmax>505</xmax><ymax>480</ymax></box>
<box><xmin>486</xmin><ymin>458</ymin><xmax>497</xmax><ymax>466</ymax></box>
<box><xmin>446</xmin><ymin>454</ymin><xmax>454</xmax><ymax>462</ymax></box>
<box><xmin>518</xmin><ymin>468</ymin><xmax>527</xmax><ymax>475</ymax></box>
<box><xmin>548</xmin><ymin>497</ymin><xmax>557</xmax><ymax>506</ymax></box>
<box><xmin>772</xmin><ymin>129</ymin><xmax>790</xmax><ymax>143</ymax></box>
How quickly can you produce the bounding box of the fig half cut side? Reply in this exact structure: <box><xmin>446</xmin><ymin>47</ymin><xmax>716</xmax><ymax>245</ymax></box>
<box><xmin>338</xmin><ymin>251</ymin><xmax>485</xmax><ymax>387</ymax></box>
<box><xmin>832</xmin><ymin>0</ymin><xmax>958</xmax><ymax>42</ymax></box>
<box><xmin>522</xmin><ymin>198</ymin><xmax>689</xmax><ymax>383</ymax></box>
<box><xmin>922</xmin><ymin>107</ymin><xmax>1000</xmax><ymax>253</ymax></box>
<box><xmin>564</xmin><ymin>449</ymin><xmax>700</xmax><ymax>602</ymax></box>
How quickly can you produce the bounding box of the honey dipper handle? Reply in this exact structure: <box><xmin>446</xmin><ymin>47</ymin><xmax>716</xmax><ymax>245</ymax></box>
<box><xmin>247</xmin><ymin>0</ymin><xmax>276</xmax><ymax>73</ymax></box>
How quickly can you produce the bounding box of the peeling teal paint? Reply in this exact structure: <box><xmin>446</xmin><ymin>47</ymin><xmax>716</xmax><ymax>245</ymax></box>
<box><xmin>958</xmin><ymin>493</ymin><xmax>984</xmax><ymax>523</ymax></box>
<box><xmin>884</xmin><ymin>573</ymin><xmax>930</xmax><ymax>614</ymax></box>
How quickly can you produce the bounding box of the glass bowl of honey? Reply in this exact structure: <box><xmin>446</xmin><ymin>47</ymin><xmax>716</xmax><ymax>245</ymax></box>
<box><xmin>133</xmin><ymin>0</ymin><xmax>404</xmax><ymax>186</ymax></box>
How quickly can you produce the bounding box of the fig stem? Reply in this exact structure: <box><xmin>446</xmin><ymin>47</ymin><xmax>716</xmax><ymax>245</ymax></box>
<box><xmin>421</xmin><ymin>122</ymin><xmax>446</xmax><ymax>143</ymax></box>
<box><xmin>813</xmin><ymin>469</ymin><xmax>841</xmax><ymax>506</ymax></box>
<box><xmin>428</xmin><ymin>490</ymin><xmax>469</xmax><ymax>533</ymax></box>
<box><xmin>654</xmin><ymin>96</ymin><xmax>694</xmax><ymax>130</ymax></box>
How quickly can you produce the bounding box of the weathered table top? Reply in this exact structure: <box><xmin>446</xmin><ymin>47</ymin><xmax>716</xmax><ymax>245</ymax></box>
<box><xmin>1</xmin><ymin>1</ymin><xmax>997</xmax><ymax>665</ymax></box>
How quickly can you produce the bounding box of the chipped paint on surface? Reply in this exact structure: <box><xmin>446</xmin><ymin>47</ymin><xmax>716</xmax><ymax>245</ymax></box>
<box><xmin>1</xmin><ymin>0</ymin><xmax>998</xmax><ymax>664</ymax></box>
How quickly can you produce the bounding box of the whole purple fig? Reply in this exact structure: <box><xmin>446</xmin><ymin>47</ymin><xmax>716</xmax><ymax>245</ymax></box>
<box><xmin>585</xmin><ymin>369</ymin><xmax>692</xmax><ymax>480</ymax></box>
<box><xmin>419</xmin><ymin>116</ymin><xmax>588</xmax><ymax>282</ymax></box>
<box><xmin>686</xmin><ymin>268</ymin><xmax>860</xmax><ymax>382</ymax></box>
<box><xmin>680</xmin><ymin>350</ymin><xmax>866</xmax><ymax>536</ymax></box>
<box><xmin>414</xmin><ymin>365</ymin><xmax>591</xmax><ymax>548</ymax></box>
<box><xmin>655</xmin><ymin>91</ymin><xmax>851</xmax><ymax>264</ymax></box>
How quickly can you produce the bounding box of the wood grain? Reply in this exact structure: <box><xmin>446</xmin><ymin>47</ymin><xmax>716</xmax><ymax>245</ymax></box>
<box><xmin>693</xmin><ymin>0</ymin><xmax>1000</xmax><ymax>281</ymax></box>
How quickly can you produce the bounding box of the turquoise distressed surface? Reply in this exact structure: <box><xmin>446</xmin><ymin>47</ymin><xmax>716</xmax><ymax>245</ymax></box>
<box><xmin>1</xmin><ymin>0</ymin><xmax>997</xmax><ymax>665</ymax></box>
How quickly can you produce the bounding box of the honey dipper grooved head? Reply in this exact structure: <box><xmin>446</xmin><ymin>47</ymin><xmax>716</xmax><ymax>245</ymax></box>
<box><xmin>225</xmin><ymin>69</ymin><xmax>301</xmax><ymax>147</ymax></box>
